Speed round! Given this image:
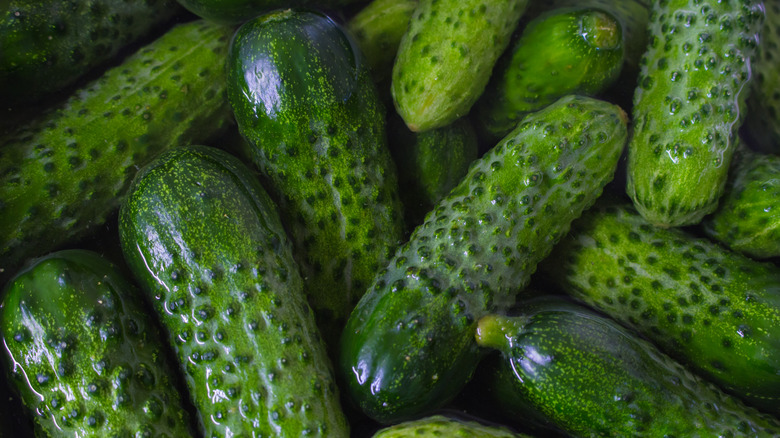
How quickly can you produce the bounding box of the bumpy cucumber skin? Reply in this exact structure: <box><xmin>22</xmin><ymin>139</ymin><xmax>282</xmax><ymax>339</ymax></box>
<box><xmin>626</xmin><ymin>0</ymin><xmax>764</xmax><ymax>227</ymax></box>
<box><xmin>119</xmin><ymin>145</ymin><xmax>349</xmax><ymax>437</ymax></box>
<box><xmin>391</xmin><ymin>0</ymin><xmax>529</xmax><ymax>132</ymax></box>
<box><xmin>702</xmin><ymin>145</ymin><xmax>780</xmax><ymax>259</ymax></box>
<box><xmin>475</xmin><ymin>8</ymin><xmax>624</xmax><ymax>140</ymax></box>
<box><xmin>228</xmin><ymin>9</ymin><xmax>405</xmax><ymax>341</ymax></box>
<box><xmin>372</xmin><ymin>414</ymin><xmax>530</xmax><ymax>438</ymax></box>
<box><xmin>0</xmin><ymin>0</ymin><xmax>181</xmax><ymax>104</ymax></box>
<box><xmin>0</xmin><ymin>250</ymin><xmax>194</xmax><ymax>437</ymax></box>
<box><xmin>347</xmin><ymin>0</ymin><xmax>418</xmax><ymax>81</ymax></box>
<box><xmin>540</xmin><ymin>201</ymin><xmax>780</xmax><ymax>413</ymax></box>
<box><xmin>340</xmin><ymin>95</ymin><xmax>628</xmax><ymax>423</ymax></box>
<box><xmin>744</xmin><ymin>2</ymin><xmax>780</xmax><ymax>154</ymax></box>
<box><xmin>387</xmin><ymin>114</ymin><xmax>479</xmax><ymax>228</ymax></box>
<box><xmin>0</xmin><ymin>20</ymin><xmax>233</xmax><ymax>284</ymax></box>
<box><xmin>477</xmin><ymin>297</ymin><xmax>780</xmax><ymax>437</ymax></box>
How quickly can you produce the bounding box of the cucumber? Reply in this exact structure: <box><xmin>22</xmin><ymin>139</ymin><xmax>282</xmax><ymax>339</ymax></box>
<box><xmin>227</xmin><ymin>9</ymin><xmax>405</xmax><ymax>341</ymax></box>
<box><xmin>347</xmin><ymin>0</ymin><xmax>418</xmax><ymax>82</ymax></box>
<box><xmin>175</xmin><ymin>0</ymin><xmax>367</xmax><ymax>24</ymax></box>
<box><xmin>702</xmin><ymin>144</ymin><xmax>780</xmax><ymax>259</ymax></box>
<box><xmin>340</xmin><ymin>95</ymin><xmax>628</xmax><ymax>423</ymax></box>
<box><xmin>0</xmin><ymin>20</ymin><xmax>234</xmax><ymax>284</ymax></box>
<box><xmin>539</xmin><ymin>200</ymin><xmax>780</xmax><ymax>413</ymax></box>
<box><xmin>0</xmin><ymin>250</ymin><xmax>194</xmax><ymax>437</ymax></box>
<box><xmin>0</xmin><ymin>0</ymin><xmax>181</xmax><ymax>105</ymax></box>
<box><xmin>391</xmin><ymin>0</ymin><xmax>529</xmax><ymax>132</ymax></box>
<box><xmin>474</xmin><ymin>7</ymin><xmax>624</xmax><ymax>141</ymax></box>
<box><xmin>743</xmin><ymin>1</ymin><xmax>780</xmax><ymax>154</ymax></box>
<box><xmin>119</xmin><ymin>145</ymin><xmax>349</xmax><ymax>437</ymax></box>
<box><xmin>372</xmin><ymin>414</ymin><xmax>530</xmax><ymax>438</ymax></box>
<box><xmin>625</xmin><ymin>0</ymin><xmax>764</xmax><ymax>227</ymax></box>
<box><xmin>476</xmin><ymin>296</ymin><xmax>780</xmax><ymax>437</ymax></box>
<box><xmin>387</xmin><ymin>114</ymin><xmax>479</xmax><ymax>229</ymax></box>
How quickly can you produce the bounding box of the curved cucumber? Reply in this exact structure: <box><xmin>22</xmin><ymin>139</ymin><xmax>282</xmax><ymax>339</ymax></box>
<box><xmin>474</xmin><ymin>7</ymin><xmax>624</xmax><ymax>140</ymax></box>
<box><xmin>119</xmin><ymin>145</ymin><xmax>349</xmax><ymax>437</ymax></box>
<box><xmin>391</xmin><ymin>0</ymin><xmax>529</xmax><ymax>132</ymax></box>
<box><xmin>744</xmin><ymin>2</ymin><xmax>780</xmax><ymax>154</ymax></box>
<box><xmin>625</xmin><ymin>0</ymin><xmax>764</xmax><ymax>226</ymax></box>
<box><xmin>702</xmin><ymin>145</ymin><xmax>780</xmax><ymax>259</ymax></box>
<box><xmin>476</xmin><ymin>297</ymin><xmax>780</xmax><ymax>437</ymax></box>
<box><xmin>539</xmin><ymin>200</ymin><xmax>780</xmax><ymax>413</ymax></box>
<box><xmin>0</xmin><ymin>250</ymin><xmax>194</xmax><ymax>436</ymax></box>
<box><xmin>228</xmin><ymin>9</ymin><xmax>405</xmax><ymax>341</ymax></box>
<box><xmin>372</xmin><ymin>414</ymin><xmax>531</xmax><ymax>438</ymax></box>
<box><xmin>340</xmin><ymin>95</ymin><xmax>627</xmax><ymax>423</ymax></box>
<box><xmin>0</xmin><ymin>19</ymin><xmax>233</xmax><ymax>284</ymax></box>
<box><xmin>0</xmin><ymin>0</ymin><xmax>181</xmax><ymax>105</ymax></box>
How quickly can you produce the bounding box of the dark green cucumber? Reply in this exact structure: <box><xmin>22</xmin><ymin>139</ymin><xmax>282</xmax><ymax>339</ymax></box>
<box><xmin>340</xmin><ymin>95</ymin><xmax>628</xmax><ymax>423</ymax></box>
<box><xmin>474</xmin><ymin>7</ymin><xmax>624</xmax><ymax>141</ymax></box>
<box><xmin>626</xmin><ymin>0</ymin><xmax>764</xmax><ymax>227</ymax></box>
<box><xmin>702</xmin><ymin>144</ymin><xmax>780</xmax><ymax>259</ymax></box>
<box><xmin>228</xmin><ymin>9</ymin><xmax>405</xmax><ymax>341</ymax></box>
<box><xmin>0</xmin><ymin>250</ymin><xmax>194</xmax><ymax>436</ymax></box>
<box><xmin>347</xmin><ymin>0</ymin><xmax>418</xmax><ymax>82</ymax></box>
<box><xmin>0</xmin><ymin>20</ymin><xmax>233</xmax><ymax>283</ymax></box>
<box><xmin>539</xmin><ymin>200</ymin><xmax>780</xmax><ymax>413</ymax></box>
<box><xmin>119</xmin><ymin>145</ymin><xmax>349</xmax><ymax>437</ymax></box>
<box><xmin>476</xmin><ymin>297</ymin><xmax>780</xmax><ymax>437</ymax></box>
<box><xmin>0</xmin><ymin>0</ymin><xmax>181</xmax><ymax>105</ymax></box>
<box><xmin>387</xmin><ymin>114</ymin><xmax>479</xmax><ymax>228</ymax></box>
<box><xmin>391</xmin><ymin>0</ymin><xmax>529</xmax><ymax>132</ymax></box>
<box><xmin>174</xmin><ymin>0</ymin><xmax>367</xmax><ymax>24</ymax></box>
<box><xmin>744</xmin><ymin>2</ymin><xmax>780</xmax><ymax>154</ymax></box>
<box><xmin>372</xmin><ymin>414</ymin><xmax>530</xmax><ymax>438</ymax></box>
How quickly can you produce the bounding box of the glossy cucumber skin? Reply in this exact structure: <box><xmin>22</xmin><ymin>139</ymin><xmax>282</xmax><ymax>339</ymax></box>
<box><xmin>175</xmin><ymin>0</ymin><xmax>366</xmax><ymax>24</ymax></box>
<box><xmin>475</xmin><ymin>8</ymin><xmax>624</xmax><ymax>140</ymax></box>
<box><xmin>476</xmin><ymin>297</ymin><xmax>780</xmax><ymax>437</ymax></box>
<box><xmin>119</xmin><ymin>145</ymin><xmax>349</xmax><ymax>437</ymax></box>
<box><xmin>228</xmin><ymin>9</ymin><xmax>405</xmax><ymax>341</ymax></box>
<box><xmin>347</xmin><ymin>0</ymin><xmax>418</xmax><ymax>81</ymax></box>
<box><xmin>626</xmin><ymin>0</ymin><xmax>764</xmax><ymax>227</ymax></box>
<box><xmin>702</xmin><ymin>145</ymin><xmax>780</xmax><ymax>259</ymax></box>
<box><xmin>387</xmin><ymin>114</ymin><xmax>479</xmax><ymax>228</ymax></box>
<box><xmin>372</xmin><ymin>414</ymin><xmax>530</xmax><ymax>438</ymax></box>
<box><xmin>391</xmin><ymin>0</ymin><xmax>529</xmax><ymax>132</ymax></box>
<box><xmin>540</xmin><ymin>201</ymin><xmax>780</xmax><ymax>413</ymax></box>
<box><xmin>0</xmin><ymin>0</ymin><xmax>181</xmax><ymax>104</ymax></box>
<box><xmin>0</xmin><ymin>250</ymin><xmax>194</xmax><ymax>437</ymax></box>
<box><xmin>340</xmin><ymin>95</ymin><xmax>628</xmax><ymax>423</ymax></box>
<box><xmin>744</xmin><ymin>2</ymin><xmax>780</xmax><ymax>154</ymax></box>
<box><xmin>0</xmin><ymin>20</ymin><xmax>233</xmax><ymax>285</ymax></box>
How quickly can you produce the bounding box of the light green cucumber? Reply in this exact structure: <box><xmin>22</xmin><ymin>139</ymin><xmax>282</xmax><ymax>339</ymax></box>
<box><xmin>372</xmin><ymin>415</ymin><xmax>531</xmax><ymax>437</ymax></box>
<box><xmin>539</xmin><ymin>200</ymin><xmax>780</xmax><ymax>413</ymax></box>
<box><xmin>119</xmin><ymin>145</ymin><xmax>349</xmax><ymax>437</ymax></box>
<box><xmin>0</xmin><ymin>20</ymin><xmax>233</xmax><ymax>284</ymax></box>
<box><xmin>340</xmin><ymin>95</ymin><xmax>628</xmax><ymax>423</ymax></box>
<box><xmin>391</xmin><ymin>0</ymin><xmax>529</xmax><ymax>132</ymax></box>
<box><xmin>474</xmin><ymin>7</ymin><xmax>624</xmax><ymax>140</ymax></box>
<box><xmin>625</xmin><ymin>0</ymin><xmax>764</xmax><ymax>226</ymax></box>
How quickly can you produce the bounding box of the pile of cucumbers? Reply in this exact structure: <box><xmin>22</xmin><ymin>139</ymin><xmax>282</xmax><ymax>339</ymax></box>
<box><xmin>1</xmin><ymin>0</ymin><xmax>780</xmax><ymax>436</ymax></box>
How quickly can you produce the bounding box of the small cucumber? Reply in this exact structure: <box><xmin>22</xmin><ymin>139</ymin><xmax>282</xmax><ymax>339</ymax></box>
<box><xmin>119</xmin><ymin>145</ymin><xmax>349</xmax><ymax>437</ymax></box>
<box><xmin>476</xmin><ymin>296</ymin><xmax>780</xmax><ymax>437</ymax></box>
<box><xmin>744</xmin><ymin>2</ymin><xmax>780</xmax><ymax>154</ymax></box>
<box><xmin>625</xmin><ymin>0</ymin><xmax>764</xmax><ymax>226</ymax></box>
<box><xmin>474</xmin><ymin>7</ymin><xmax>624</xmax><ymax>140</ymax></box>
<box><xmin>0</xmin><ymin>20</ymin><xmax>233</xmax><ymax>284</ymax></box>
<box><xmin>0</xmin><ymin>250</ymin><xmax>194</xmax><ymax>436</ymax></box>
<box><xmin>0</xmin><ymin>0</ymin><xmax>181</xmax><ymax>104</ymax></box>
<box><xmin>702</xmin><ymin>145</ymin><xmax>780</xmax><ymax>259</ymax></box>
<box><xmin>347</xmin><ymin>0</ymin><xmax>418</xmax><ymax>82</ymax></box>
<box><xmin>387</xmin><ymin>114</ymin><xmax>479</xmax><ymax>228</ymax></box>
<box><xmin>340</xmin><ymin>95</ymin><xmax>627</xmax><ymax>423</ymax></box>
<box><xmin>539</xmin><ymin>200</ymin><xmax>780</xmax><ymax>413</ymax></box>
<box><xmin>391</xmin><ymin>0</ymin><xmax>529</xmax><ymax>132</ymax></box>
<box><xmin>175</xmin><ymin>0</ymin><xmax>367</xmax><ymax>24</ymax></box>
<box><xmin>372</xmin><ymin>414</ymin><xmax>531</xmax><ymax>438</ymax></box>
<box><xmin>228</xmin><ymin>9</ymin><xmax>405</xmax><ymax>341</ymax></box>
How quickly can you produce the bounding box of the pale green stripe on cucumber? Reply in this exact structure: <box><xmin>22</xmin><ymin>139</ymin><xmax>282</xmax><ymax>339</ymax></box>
<box><xmin>372</xmin><ymin>414</ymin><xmax>531</xmax><ymax>437</ymax></box>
